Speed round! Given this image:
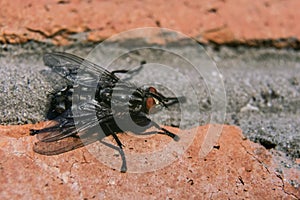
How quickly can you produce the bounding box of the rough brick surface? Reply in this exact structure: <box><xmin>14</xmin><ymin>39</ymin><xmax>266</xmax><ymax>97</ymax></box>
<box><xmin>0</xmin><ymin>0</ymin><xmax>299</xmax><ymax>47</ymax></box>
<box><xmin>0</xmin><ymin>124</ymin><xmax>299</xmax><ymax>199</ymax></box>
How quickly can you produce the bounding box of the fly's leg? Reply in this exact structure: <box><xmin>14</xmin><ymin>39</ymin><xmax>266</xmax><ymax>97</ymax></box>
<box><xmin>157</xmin><ymin>128</ymin><xmax>179</xmax><ymax>141</ymax></box>
<box><xmin>29</xmin><ymin>125</ymin><xmax>71</xmax><ymax>135</ymax></box>
<box><xmin>112</xmin><ymin>132</ymin><xmax>127</xmax><ymax>172</ymax></box>
<box><xmin>95</xmin><ymin>114</ymin><xmax>125</xmax><ymax>149</ymax></box>
<box><xmin>103</xmin><ymin>123</ymin><xmax>127</xmax><ymax>173</ymax></box>
<box><xmin>111</xmin><ymin>61</ymin><xmax>145</xmax><ymax>76</ymax></box>
<box><xmin>29</xmin><ymin>119</ymin><xmax>74</xmax><ymax>135</ymax></box>
<box><xmin>101</xmin><ymin>119</ymin><xmax>124</xmax><ymax>149</ymax></box>
<box><xmin>158</xmin><ymin>128</ymin><xmax>180</xmax><ymax>141</ymax></box>
<box><xmin>111</xmin><ymin>69</ymin><xmax>130</xmax><ymax>75</ymax></box>
<box><xmin>151</xmin><ymin>121</ymin><xmax>180</xmax><ymax>141</ymax></box>
<box><xmin>111</xmin><ymin>132</ymin><xmax>124</xmax><ymax>149</ymax></box>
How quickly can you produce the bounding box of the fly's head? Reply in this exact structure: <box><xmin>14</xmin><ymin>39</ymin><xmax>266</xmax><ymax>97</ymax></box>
<box><xmin>128</xmin><ymin>86</ymin><xmax>184</xmax><ymax>115</ymax></box>
<box><xmin>140</xmin><ymin>87</ymin><xmax>182</xmax><ymax>115</ymax></box>
<box><xmin>143</xmin><ymin>87</ymin><xmax>164</xmax><ymax>114</ymax></box>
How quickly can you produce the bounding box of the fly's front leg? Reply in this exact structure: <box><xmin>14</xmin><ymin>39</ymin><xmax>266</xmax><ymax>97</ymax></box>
<box><xmin>102</xmin><ymin>122</ymin><xmax>127</xmax><ymax>172</ymax></box>
<box><xmin>158</xmin><ymin>128</ymin><xmax>180</xmax><ymax>141</ymax></box>
<box><xmin>104</xmin><ymin>124</ymin><xmax>124</xmax><ymax>149</ymax></box>
<box><xmin>150</xmin><ymin>121</ymin><xmax>180</xmax><ymax>141</ymax></box>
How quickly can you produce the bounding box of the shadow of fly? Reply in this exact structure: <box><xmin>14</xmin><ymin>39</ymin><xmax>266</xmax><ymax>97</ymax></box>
<box><xmin>30</xmin><ymin>52</ymin><xmax>182</xmax><ymax>172</ymax></box>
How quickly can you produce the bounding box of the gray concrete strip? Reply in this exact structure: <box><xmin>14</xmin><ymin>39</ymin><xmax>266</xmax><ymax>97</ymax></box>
<box><xmin>0</xmin><ymin>43</ymin><xmax>299</xmax><ymax>159</ymax></box>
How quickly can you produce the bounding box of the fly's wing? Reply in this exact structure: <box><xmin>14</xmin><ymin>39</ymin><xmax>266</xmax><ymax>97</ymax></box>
<box><xmin>43</xmin><ymin>52</ymin><xmax>120</xmax><ymax>87</ymax></box>
<box><xmin>44</xmin><ymin>52</ymin><xmax>141</xmax><ymax>108</ymax></box>
<box><xmin>35</xmin><ymin>99</ymin><xmax>113</xmax><ymax>142</ymax></box>
<box><xmin>33</xmin><ymin>129</ymin><xmax>103</xmax><ymax>156</ymax></box>
<box><xmin>34</xmin><ymin>109</ymin><xmax>77</xmax><ymax>142</ymax></box>
<box><xmin>32</xmin><ymin>100</ymin><xmax>115</xmax><ymax>155</ymax></box>
<box><xmin>33</xmin><ymin>135</ymin><xmax>85</xmax><ymax>155</ymax></box>
<box><xmin>35</xmin><ymin>52</ymin><xmax>116</xmax><ymax>143</ymax></box>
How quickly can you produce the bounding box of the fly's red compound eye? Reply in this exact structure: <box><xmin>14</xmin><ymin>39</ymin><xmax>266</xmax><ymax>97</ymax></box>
<box><xmin>146</xmin><ymin>97</ymin><xmax>155</xmax><ymax>112</ymax></box>
<box><xmin>145</xmin><ymin>87</ymin><xmax>158</xmax><ymax>113</ymax></box>
<box><xmin>148</xmin><ymin>87</ymin><xmax>157</xmax><ymax>94</ymax></box>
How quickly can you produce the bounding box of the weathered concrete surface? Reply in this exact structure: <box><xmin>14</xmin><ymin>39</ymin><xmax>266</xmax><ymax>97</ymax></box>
<box><xmin>0</xmin><ymin>124</ymin><xmax>299</xmax><ymax>199</ymax></box>
<box><xmin>0</xmin><ymin>0</ymin><xmax>300</xmax><ymax>47</ymax></box>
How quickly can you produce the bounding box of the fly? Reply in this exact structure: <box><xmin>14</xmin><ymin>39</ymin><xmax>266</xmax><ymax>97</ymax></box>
<box><xmin>30</xmin><ymin>52</ymin><xmax>182</xmax><ymax>172</ymax></box>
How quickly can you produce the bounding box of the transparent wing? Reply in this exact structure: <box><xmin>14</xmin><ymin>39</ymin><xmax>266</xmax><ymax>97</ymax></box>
<box><xmin>32</xmin><ymin>99</ymin><xmax>113</xmax><ymax>142</ymax></box>
<box><xmin>43</xmin><ymin>52</ymin><xmax>120</xmax><ymax>87</ymax></box>
<box><xmin>33</xmin><ymin>131</ymin><xmax>102</xmax><ymax>156</ymax></box>
<box><xmin>34</xmin><ymin>109</ymin><xmax>77</xmax><ymax>142</ymax></box>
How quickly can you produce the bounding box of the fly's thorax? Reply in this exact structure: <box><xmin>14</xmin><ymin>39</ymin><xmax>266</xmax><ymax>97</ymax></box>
<box><xmin>95</xmin><ymin>77</ymin><xmax>116</xmax><ymax>101</ymax></box>
<box><xmin>96</xmin><ymin>87</ymin><xmax>111</xmax><ymax>102</ymax></box>
<box><xmin>95</xmin><ymin>80</ymin><xmax>163</xmax><ymax>115</ymax></box>
<box><xmin>128</xmin><ymin>89</ymin><xmax>144</xmax><ymax>113</ymax></box>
